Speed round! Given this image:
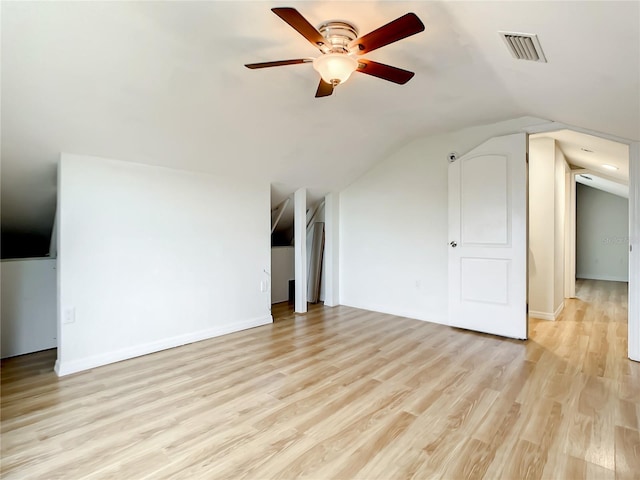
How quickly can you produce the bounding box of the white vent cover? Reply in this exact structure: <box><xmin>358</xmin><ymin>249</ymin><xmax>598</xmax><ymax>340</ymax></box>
<box><xmin>499</xmin><ymin>32</ymin><xmax>547</xmax><ymax>62</ymax></box>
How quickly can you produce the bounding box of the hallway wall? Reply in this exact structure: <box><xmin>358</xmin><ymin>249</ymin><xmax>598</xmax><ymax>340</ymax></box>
<box><xmin>576</xmin><ymin>183</ymin><xmax>629</xmax><ymax>282</ymax></box>
<box><xmin>528</xmin><ymin>137</ymin><xmax>568</xmax><ymax>320</ymax></box>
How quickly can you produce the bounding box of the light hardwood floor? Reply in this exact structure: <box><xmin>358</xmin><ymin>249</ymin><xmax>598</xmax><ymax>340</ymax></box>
<box><xmin>1</xmin><ymin>279</ymin><xmax>638</xmax><ymax>479</ymax></box>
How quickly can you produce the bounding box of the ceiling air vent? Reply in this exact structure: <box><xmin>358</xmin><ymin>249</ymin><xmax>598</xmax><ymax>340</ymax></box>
<box><xmin>499</xmin><ymin>32</ymin><xmax>547</xmax><ymax>62</ymax></box>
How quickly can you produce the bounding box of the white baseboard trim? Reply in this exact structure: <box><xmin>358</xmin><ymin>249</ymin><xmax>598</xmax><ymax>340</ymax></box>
<box><xmin>529</xmin><ymin>310</ymin><xmax>554</xmax><ymax>320</ymax></box>
<box><xmin>529</xmin><ymin>301</ymin><xmax>565</xmax><ymax>321</ymax></box>
<box><xmin>554</xmin><ymin>301</ymin><xmax>565</xmax><ymax>320</ymax></box>
<box><xmin>576</xmin><ymin>274</ymin><xmax>629</xmax><ymax>282</ymax></box>
<box><xmin>55</xmin><ymin>315</ymin><xmax>273</xmax><ymax>377</ymax></box>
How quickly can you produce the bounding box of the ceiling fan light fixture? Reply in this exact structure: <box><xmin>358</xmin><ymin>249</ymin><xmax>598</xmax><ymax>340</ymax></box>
<box><xmin>313</xmin><ymin>53</ymin><xmax>358</xmax><ymax>86</ymax></box>
<box><xmin>246</xmin><ymin>8</ymin><xmax>425</xmax><ymax>97</ymax></box>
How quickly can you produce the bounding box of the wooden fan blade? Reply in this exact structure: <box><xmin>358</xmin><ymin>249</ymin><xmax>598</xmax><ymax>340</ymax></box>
<box><xmin>272</xmin><ymin>8</ymin><xmax>327</xmax><ymax>51</ymax></box>
<box><xmin>245</xmin><ymin>59</ymin><xmax>312</xmax><ymax>69</ymax></box>
<box><xmin>356</xmin><ymin>59</ymin><xmax>415</xmax><ymax>84</ymax></box>
<box><xmin>315</xmin><ymin>79</ymin><xmax>334</xmax><ymax>97</ymax></box>
<box><xmin>350</xmin><ymin>13</ymin><xmax>425</xmax><ymax>55</ymax></box>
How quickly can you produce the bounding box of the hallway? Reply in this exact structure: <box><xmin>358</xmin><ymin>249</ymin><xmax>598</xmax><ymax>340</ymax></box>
<box><xmin>529</xmin><ymin>279</ymin><xmax>628</xmax><ymax>379</ymax></box>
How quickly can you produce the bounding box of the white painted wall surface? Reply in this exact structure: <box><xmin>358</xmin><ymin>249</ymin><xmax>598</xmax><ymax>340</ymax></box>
<box><xmin>1</xmin><ymin>258</ymin><xmax>57</xmax><ymax>358</ymax></box>
<box><xmin>576</xmin><ymin>183</ymin><xmax>629</xmax><ymax>282</ymax></box>
<box><xmin>339</xmin><ymin>117</ymin><xmax>547</xmax><ymax>324</ymax></box>
<box><xmin>271</xmin><ymin>246</ymin><xmax>294</xmax><ymax>304</ymax></box>
<box><xmin>554</xmin><ymin>144</ymin><xmax>568</xmax><ymax>313</ymax></box>
<box><xmin>323</xmin><ymin>193</ymin><xmax>339</xmax><ymax>307</ymax></box>
<box><xmin>528</xmin><ymin>138</ymin><xmax>556</xmax><ymax>318</ymax></box>
<box><xmin>527</xmin><ymin>138</ymin><xmax>567</xmax><ymax>319</ymax></box>
<box><xmin>56</xmin><ymin>154</ymin><xmax>272</xmax><ymax>376</ymax></box>
<box><xmin>294</xmin><ymin>188</ymin><xmax>307</xmax><ymax>313</ymax></box>
<box><xmin>565</xmin><ymin>168</ymin><xmax>576</xmax><ymax>298</ymax></box>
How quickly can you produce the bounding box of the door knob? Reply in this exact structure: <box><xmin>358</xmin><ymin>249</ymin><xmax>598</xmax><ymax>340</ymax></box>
<box><xmin>450</xmin><ymin>241</ymin><xmax>457</xmax><ymax>248</ymax></box>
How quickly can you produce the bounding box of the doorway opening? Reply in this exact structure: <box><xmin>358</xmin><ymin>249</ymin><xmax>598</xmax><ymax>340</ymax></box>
<box><xmin>271</xmin><ymin>190</ymin><xmax>294</xmax><ymax>311</ymax></box>
<box><xmin>270</xmin><ymin>185</ymin><xmax>327</xmax><ymax>320</ymax></box>
<box><xmin>528</xmin><ymin>129</ymin><xmax>630</xmax><ymax>346</ymax></box>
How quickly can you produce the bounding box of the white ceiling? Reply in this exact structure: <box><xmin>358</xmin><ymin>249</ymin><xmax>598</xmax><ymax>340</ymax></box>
<box><xmin>531</xmin><ymin>128</ymin><xmax>630</xmax><ymax>198</ymax></box>
<box><xmin>2</xmin><ymin>1</ymin><xmax>639</xmax><ymax>243</ymax></box>
<box><xmin>533</xmin><ymin>129</ymin><xmax>629</xmax><ymax>182</ymax></box>
<box><xmin>576</xmin><ymin>174</ymin><xmax>629</xmax><ymax>199</ymax></box>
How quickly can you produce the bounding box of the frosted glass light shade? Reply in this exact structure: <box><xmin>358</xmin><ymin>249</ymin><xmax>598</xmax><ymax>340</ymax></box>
<box><xmin>313</xmin><ymin>53</ymin><xmax>358</xmax><ymax>85</ymax></box>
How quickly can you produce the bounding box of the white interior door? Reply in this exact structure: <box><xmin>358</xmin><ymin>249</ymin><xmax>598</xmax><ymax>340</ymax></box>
<box><xmin>448</xmin><ymin>133</ymin><xmax>527</xmax><ymax>339</ymax></box>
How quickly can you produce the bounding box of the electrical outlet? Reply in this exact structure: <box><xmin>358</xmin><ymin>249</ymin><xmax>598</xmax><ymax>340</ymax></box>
<box><xmin>63</xmin><ymin>307</ymin><xmax>76</xmax><ymax>324</ymax></box>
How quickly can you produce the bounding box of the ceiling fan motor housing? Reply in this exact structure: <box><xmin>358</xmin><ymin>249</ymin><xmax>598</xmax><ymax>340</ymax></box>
<box><xmin>313</xmin><ymin>20</ymin><xmax>360</xmax><ymax>86</ymax></box>
<box><xmin>317</xmin><ymin>21</ymin><xmax>359</xmax><ymax>53</ymax></box>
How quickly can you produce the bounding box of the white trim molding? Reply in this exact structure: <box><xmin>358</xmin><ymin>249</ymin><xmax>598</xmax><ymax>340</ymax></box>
<box><xmin>55</xmin><ymin>315</ymin><xmax>273</xmax><ymax>376</ymax></box>
<box><xmin>576</xmin><ymin>274</ymin><xmax>629</xmax><ymax>283</ymax></box>
<box><xmin>529</xmin><ymin>301</ymin><xmax>565</xmax><ymax>321</ymax></box>
<box><xmin>564</xmin><ymin>168</ymin><xmax>576</xmax><ymax>298</ymax></box>
<box><xmin>629</xmin><ymin>141</ymin><xmax>639</xmax><ymax>361</ymax></box>
<box><xmin>294</xmin><ymin>188</ymin><xmax>307</xmax><ymax>313</ymax></box>
<box><xmin>323</xmin><ymin>192</ymin><xmax>340</xmax><ymax>307</ymax></box>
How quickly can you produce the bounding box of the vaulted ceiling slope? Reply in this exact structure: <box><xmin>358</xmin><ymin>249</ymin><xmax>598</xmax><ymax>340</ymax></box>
<box><xmin>2</xmin><ymin>1</ymin><xmax>638</xmax><ymax>257</ymax></box>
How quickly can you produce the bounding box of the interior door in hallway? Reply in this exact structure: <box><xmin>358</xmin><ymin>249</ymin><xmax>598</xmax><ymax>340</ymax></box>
<box><xmin>448</xmin><ymin>133</ymin><xmax>528</xmax><ymax>339</ymax></box>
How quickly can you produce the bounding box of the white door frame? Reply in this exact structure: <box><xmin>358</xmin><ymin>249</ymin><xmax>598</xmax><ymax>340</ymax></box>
<box><xmin>323</xmin><ymin>193</ymin><xmax>340</xmax><ymax>307</ymax></box>
<box><xmin>526</xmin><ymin>122</ymin><xmax>639</xmax><ymax>362</ymax></box>
<box><xmin>294</xmin><ymin>188</ymin><xmax>308</xmax><ymax>313</ymax></box>
<box><xmin>565</xmin><ymin>166</ymin><xmax>576</xmax><ymax>299</ymax></box>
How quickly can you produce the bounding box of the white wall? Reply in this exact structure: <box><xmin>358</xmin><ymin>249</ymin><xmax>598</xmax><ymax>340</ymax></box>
<box><xmin>528</xmin><ymin>138</ymin><xmax>556</xmax><ymax>318</ymax></box>
<box><xmin>1</xmin><ymin>258</ymin><xmax>57</xmax><ymax>358</ymax></box>
<box><xmin>576</xmin><ymin>183</ymin><xmax>629</xmax><ymax>281</ymax></box>
<box><xmin>564</xmin><ymin>165</ymin><xmax>576</xmax><ymax>298</ymax></box>
<box><xmin>528</xmin><ymin>137</ymin><xmax>567</xmax><ymax>319</ymax></box>
<box><xmin>294</xmin><ymin>188</ymin><xmax>307</xmax><ymax>313</ymax></box>
<box><xmin>554</xmin><ymin>144</ymin><xmax>568</xmax><ymax>309</ymax></box>
<box><xmin>323</xmin><ymin>193</ymin><xmax>340</xmax><ymax>307</ymax></box>
<box><xmin>339</xmin><ymin>117</ymin><xmax>546</xmax><ymax>324</ymax></box>
<box><xmin>56</xmin><ymin>154</ymin><xmax>272</xmax><ymax>376</ymax></box>
<box><xmin>271</xmin><ymin>246</ymin><xmax>294</xmax><ymax>304</ymax></box>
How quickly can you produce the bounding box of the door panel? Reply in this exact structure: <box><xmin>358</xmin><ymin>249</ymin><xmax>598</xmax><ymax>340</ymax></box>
<box><xmin>461</xmin><ymin>258</ymin><xmax>510</xmax><ymax>305</ymax></box>
<box><xmin>448</xmin><ymin>133</ymin><xmax>527</xmax><ymax>339</ymax></box>
<box><xmin>461</xmin><ymin>154</ymin><xmax>509</xmax><ymax>245</ymax></box>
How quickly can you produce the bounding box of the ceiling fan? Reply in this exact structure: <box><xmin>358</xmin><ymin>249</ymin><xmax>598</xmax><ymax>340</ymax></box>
<box><xmin>245</xmin><ymin>8</ymin><xmax>425</xmax><ymax>98</ymax></box>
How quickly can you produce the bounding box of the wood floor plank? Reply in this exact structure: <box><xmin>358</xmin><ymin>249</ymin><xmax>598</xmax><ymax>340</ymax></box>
<box><xmin>615</xmin><ymin>425</ymin><xmax>640</xmax><ymax>480</ymax></box>
<box><xmin>1</xmin><ymin>279</ymin><xmax>638</xmax><ymax>479</ymax></box>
